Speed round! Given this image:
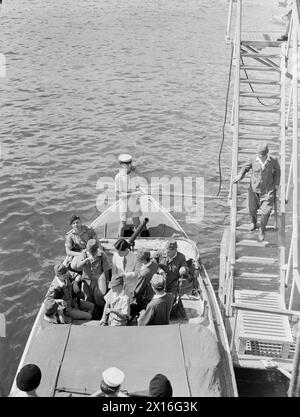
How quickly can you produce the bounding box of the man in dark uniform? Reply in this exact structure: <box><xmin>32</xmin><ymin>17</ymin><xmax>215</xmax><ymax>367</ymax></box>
<box><xmin>233</xmin><ymin>142</ymin><xmax>281</xmax><ymax>242</ymax></box>
<box><xmin>158</xmin><ymin>239</ymin><xmax>188</xmax><ymax>297</ymax></box>
<box><xmin>130</xmin><ymin>249</ymin><xmax>157</xmax><ymax>318</ymax></box>
<box><xmin>137</xmin><ymin>274</ymin><xmax>174</xmax><ymax>326</ymax></box>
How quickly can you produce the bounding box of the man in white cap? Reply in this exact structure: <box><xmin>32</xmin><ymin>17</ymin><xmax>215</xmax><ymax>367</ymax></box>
<box><xmin>115</xmin><ymin>154</ymin><xmax>142</xmax><ymax>237</ymax></box>
<box><xmin>233</xmin><ymin>142</ymin><xmax>280</xmax><ymax>242</ymax></box>
<box><xmin>90</xmin><ymin>367</ymin><xmax>128</xmax><ymax>397</ymax></box>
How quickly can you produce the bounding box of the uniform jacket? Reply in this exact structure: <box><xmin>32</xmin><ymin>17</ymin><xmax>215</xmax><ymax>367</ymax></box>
<box><xmin>239</xmin><ymin>155</ymin><xmax>280</xmax><ymax>195</ymax></box>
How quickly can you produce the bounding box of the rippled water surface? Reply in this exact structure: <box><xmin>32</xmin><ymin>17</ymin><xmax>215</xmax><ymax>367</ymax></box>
<box><xmin>0</xmin><ymin>0</ymin><xmax>286</xmax><ymax>396</ymax></box>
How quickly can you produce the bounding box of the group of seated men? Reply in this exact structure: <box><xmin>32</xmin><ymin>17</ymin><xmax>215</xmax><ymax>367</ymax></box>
<box><xmin>44</xmin><ymin>214</ymin><xmax>198</xmax><ymax>326</ymax></box>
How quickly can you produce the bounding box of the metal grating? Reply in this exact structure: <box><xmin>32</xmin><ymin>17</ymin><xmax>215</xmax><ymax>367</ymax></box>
<box><xmin>245</xmin><ymin>340</ymin><xmax>283</xmax><ymax>357</ymax></box>
<box><xmin>235</xmin><ymin>290</ymin><xmax>293</xmax><ymax>359</ymax></box>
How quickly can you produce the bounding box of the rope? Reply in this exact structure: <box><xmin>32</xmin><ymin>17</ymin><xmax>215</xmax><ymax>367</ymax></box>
<box><xmin>217</xmin><ymin>42</ymin><xmax>234</xmax><ymax>197</ymax></box>
<box><xmin>240</xmin><ymin>55</ymin><xmax>280</xmax><ymax>107</ymax></box>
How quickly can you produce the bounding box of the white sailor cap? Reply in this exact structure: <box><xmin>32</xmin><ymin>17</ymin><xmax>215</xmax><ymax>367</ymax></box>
<box><xmin>118</xmin><ymin>154</ymin><xmax>132</xmax><ymax>164</ymax></box>
<box><xmin>102</xmin><ymin>367</ymin><xmax>125</xmax><ymax>387</ymax></box>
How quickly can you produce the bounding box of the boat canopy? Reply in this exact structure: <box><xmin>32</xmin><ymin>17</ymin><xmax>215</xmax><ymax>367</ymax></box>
<box><xmin>19</xmin><ymin>323</ymin><xmax>229</xmax><ymax>397</ymax></box>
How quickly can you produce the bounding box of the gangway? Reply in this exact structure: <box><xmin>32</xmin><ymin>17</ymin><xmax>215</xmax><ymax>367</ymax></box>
<box><xmin>219</xmin><ymin>0</ymin><xmax>300</xmax><ymax>392</ymax></box>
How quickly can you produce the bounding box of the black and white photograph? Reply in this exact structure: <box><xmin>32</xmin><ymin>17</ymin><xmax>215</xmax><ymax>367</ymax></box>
<box><xmin>0</xmin><ymin>0</ymin><xmax>300</xmax><ymax>403</ymax></box>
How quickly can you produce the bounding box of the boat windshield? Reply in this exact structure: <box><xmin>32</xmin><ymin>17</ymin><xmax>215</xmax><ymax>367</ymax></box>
<box><xmin>91</xmin><ymin>193</ymin><xmax>186</xmax><ymax>239</ymax></box>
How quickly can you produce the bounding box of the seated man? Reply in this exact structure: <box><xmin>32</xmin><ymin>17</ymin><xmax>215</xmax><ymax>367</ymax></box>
<box><xmin>65</xmin><ymin>214</ymin><xmax>99</xmax><ymax>259</ymax></box>
<box><xmin>100</xmin><ymin>274</ymin><xmax>130</xmax><ymax>326</ymax></box>
<box><xmin>137</xmin><ymin>274</ymin><xmax>174</xmax><ymax>326</ymax></box>
<box><xmin>158</xmin><ymin>239</ymin><xmax>188</xmax><ymax>297</ymax></box>
<box><xmin>45</xmin><ymin>263</ymin><xmax>94</xmax><ymax>321</ymax></box>
<box><xmin>130</xmin><ymin>249</ymin><xmax>157</xmax><ymax>319</ymax></box>
<box><xmin>71</xmin><ymin>239</ymin><xmax>111</xmax><ymax>313</ymax></box>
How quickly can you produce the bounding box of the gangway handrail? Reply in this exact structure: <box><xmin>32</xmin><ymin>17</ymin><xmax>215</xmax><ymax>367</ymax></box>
<box><xmin>231</xmin><ymin>303</ymin><xmax>300</xmax><ymax>318</ymax></box>
<box><xmin>225</xmin><ymin>0</ymin><xmax>242</xmax><ymax>317</ymax></box>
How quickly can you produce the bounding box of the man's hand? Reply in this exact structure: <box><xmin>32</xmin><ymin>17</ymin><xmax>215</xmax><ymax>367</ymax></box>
<box><xmin>275</xmin><ymin>185</ymin><xmax>279</xmax><ymax>191</ymax></box>
<box><xmin>232</xmin><ymin>174</ymin><xmax>242</xmax><ymax>184</ymax></box>
<box><xmin>99</xmin><ymin>319</ymin><xmax>107</xmax><ymax>326</ymax></box>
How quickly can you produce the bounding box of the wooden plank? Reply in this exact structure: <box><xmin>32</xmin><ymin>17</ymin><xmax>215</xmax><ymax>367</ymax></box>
<box><xmin>232</xmin><ymin>302</ymin><xmax>300</xmax><ymax>318</ymax></box>
<box><xmin>236</xmin><ymin>256</ymin><xmax>278</xmax><ymax>265</ymax></box>
<box><xmin>235</xmin><ymin>272</ymin><xmax>279</xmax><ymax>279</ymax></box>
<box><xmin>236</xmin><ymin>239</ymin><xmax>269</xmax><ymax>248</ymax></box>
<box><xmin>242</xmin><ymin>53</ymin><xmax>280</xmax><ymax>58</ymax></box>
<box><xmin>240</xmin><ymin>92</ymin><xmax>280</xmax><ymax>98</ymax></box>
<box><xmin>240</xmin><ymin>65</ymin><xmax>280</xmax><ymax>72</ymax></box>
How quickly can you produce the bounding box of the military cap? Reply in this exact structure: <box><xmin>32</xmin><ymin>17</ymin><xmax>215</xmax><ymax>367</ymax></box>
<box><xmin>118</xmin><ymin>154</ymin><xmax>132</xmax><ymax>164</ymax></box>
<box><xmin>114</xmin><ymin>239</ymin><xmax>130</xmax><ymax>251</ymax></box>
<box><xmin>54</xmin><ymin>263</ymin><xmax>68</xmax><ymax>277</ymax></box>
<box><xmin>150</xmin><ymin>274</ymin><xmax>165</xmax><ymax>290</ymax></box>
<box><xmin>102</xmin><ymin>367</ymin><xmax>125</xmax><ymax>387</ymax></box>
<box><xmin>69</xmin><ymin>214</ymin><xmax>80</xmax><ymax>225</ymax></box>
<box><xmin>16</xmin><ymin>364</ymin><xmax>42</xmax><ymax>392</ymax></box>
<box><xmin>149</xmin><ymin>374</ymin><xmax>173</xmax><ymax>397</ymax></box>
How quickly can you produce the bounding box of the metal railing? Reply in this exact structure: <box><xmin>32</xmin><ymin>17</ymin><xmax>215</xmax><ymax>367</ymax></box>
<box><xmin>225</xmin><ymin>0</ymin><xmax>242</xmax><ymax>317</ymax></box>
<box><xmin>284</xmin><ymin>0</ymin><xmax>300</xmax><ymax>311</ymax></box>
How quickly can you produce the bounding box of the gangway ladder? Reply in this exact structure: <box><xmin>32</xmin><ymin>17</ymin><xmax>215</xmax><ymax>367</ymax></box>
<box><xmin>220</xmin><ymin>0</ymin><xmax>295</xmax><ymax>365</ymax></box>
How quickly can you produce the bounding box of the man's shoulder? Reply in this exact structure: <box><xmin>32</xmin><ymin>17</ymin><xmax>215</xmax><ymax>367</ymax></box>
<box><xmin>176</xmin><ymin>251</ymin><xmax>186</xmax><ymax>261</ymax></box>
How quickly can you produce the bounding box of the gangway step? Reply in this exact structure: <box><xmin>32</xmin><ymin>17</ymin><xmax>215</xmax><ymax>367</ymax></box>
<box><xmin>238</xmin><ymin>149</ymin><xmax>279</xmax><ymax>155</ymax></box>
<box><xmin>238</xmin><ymin>134</ymin><xmax>279</xmax><ymax>141</ymax></box>
<box><xmin>240</xmin><ymin>79</ymin><xmax>280</xmax><ymax>85</ymax></box>
<box><xmin>236</xmin><ymin>256</ymin><xmax>278</xmax><ymax>265</ymax></box>
<box><xmin>234</xmin><ymin>290</ymin><xmax>293</xmax><ymax>359</ymax></box>
<box><xmin>241</xmin><ymin>40</ymin><xmax>281</xmax><ymax>48</ymax></box>
<box><xmin>236</xmin><ymin>239</ymin><xmax>270</xmax><ymax>248</ymax></box>
<box><xmin>239</xmin><ymin>105</ymin><xmax>280</xmax><ymax>113</ymax></box>
<box><xmin>241</xmin><ymin>53</ymin><xmax>280</xmax><ymax>58</ymax></box>
<box><xmin>237</xmin><ymin>207</ymin><xmax>277</xmax><ymax>215</ymax></box>
<box><xmin>240</xmin><ymin>65</ymin><xmax>280</xmax><ymax>72</ymax></box>
<box><xmin>235</xmin><ymin>272</ymin><xmax>279</xmax><ymax>280</ymax></box>
<box><xmin>240</xmin><ymin>92</ymin><xmax>280</xmax><ymax>99</ymax></box>
<box><xmin>239</xmin><ymin>119</ymin><xmax>280</xmax><ymax>127</ymax></box>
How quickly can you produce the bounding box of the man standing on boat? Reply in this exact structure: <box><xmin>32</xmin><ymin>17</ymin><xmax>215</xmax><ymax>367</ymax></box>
<box><xmin>115</xmin><ymin>154</ymin><xmax>142</xmax><ymax>237</ymax></box>
<box><xmin>233</xmin><ymin>142</ymin><xmax>281</xmax><ymax>242</ymax></box>
<box><xmin>130</xmin><ymin>249</ymin><xmax>157</xmax><ymax>319</ymax></box>
<box><xmin>112</xmin><ymin>238</ymin><xmax>138</xmax><ymax>301</ymax></box>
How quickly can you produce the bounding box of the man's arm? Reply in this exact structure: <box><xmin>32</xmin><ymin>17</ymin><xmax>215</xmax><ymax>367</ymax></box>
<box><xmin>112</xmin><ymin>253</ymin><xmax>118</xmax><ymax>275</ymax></box>
<box><xmin>233</xmin><ymin>160</ymin><xmax>252</xmax><ymax>183</ymax></box>
<box><xmin>273</xmin><ymin>158</ymin><xmax>281</xmax><ymax>188</ymax></box>
<box><xmin>65</xmin><ymin>235</ymin><xmax>82</xmax><ymax>257</ymax></box>
<box><xmin>137</xmin><ymin>304</ymin><xmax>154</xmax><ymax>326</ymax></box>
